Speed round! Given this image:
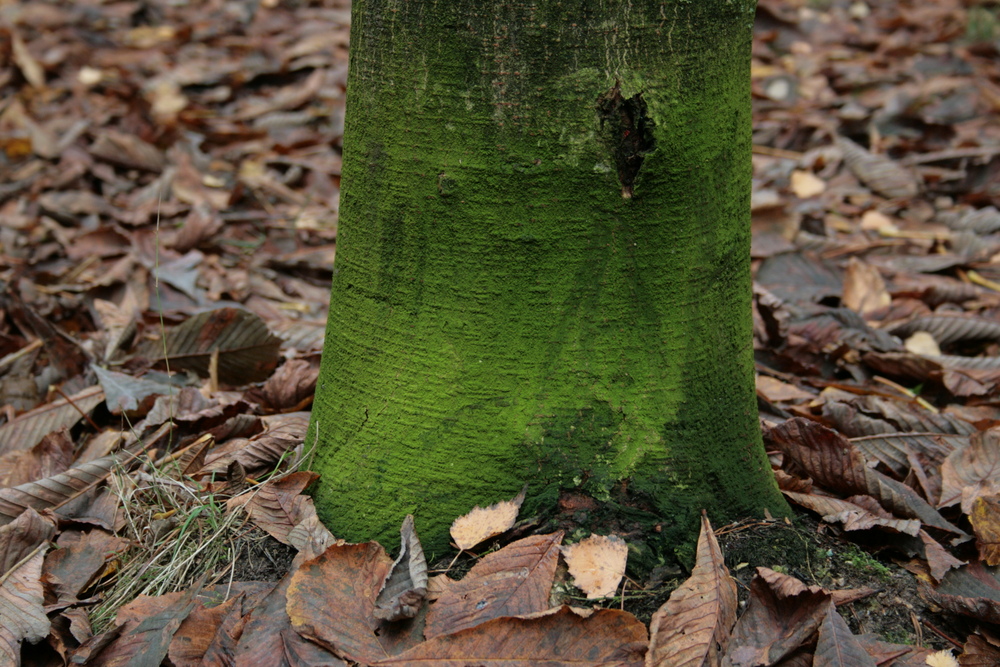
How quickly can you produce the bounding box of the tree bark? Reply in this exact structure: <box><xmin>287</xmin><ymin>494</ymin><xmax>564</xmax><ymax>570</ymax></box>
<box><xmin>310</xmin><ymin>0</ymin><xmax>788</xmax><ymax>560</ymax></box>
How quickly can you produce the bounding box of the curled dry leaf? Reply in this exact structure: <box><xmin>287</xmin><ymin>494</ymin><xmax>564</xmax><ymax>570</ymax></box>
<box><xmin>562</xmin><ymin>533</ymin><xmax>628</xmax><ymax>599</ymax></box>
<box><xmin>238</xmin><ymin>471</ymin><xmax>319</xmax><ymax>545</ymax></box>
<box><xmin>374</xmin><ymin>514</ymin><xmax>428</xmax><ymax>622</ymax></box>
<box><xmin>646</xmin><ymin>515</ymin><xmax>736</xmax><ymax>667</ymax></box>
<box><xmin>449</xmin><ymin>484</ymin><xmax>527</xmax><ymax>551</ymax></box>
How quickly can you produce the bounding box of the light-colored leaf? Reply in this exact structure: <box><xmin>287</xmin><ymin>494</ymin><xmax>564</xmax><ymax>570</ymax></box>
<box><xmin>450</xmin><ymin>484</ymin><xmax>526</xmax><ymax>550</ymax></box>
<box><xmin>562</xmin><ymin>533</ymin><xmax>628</xmax><ymax>599</ymax></box>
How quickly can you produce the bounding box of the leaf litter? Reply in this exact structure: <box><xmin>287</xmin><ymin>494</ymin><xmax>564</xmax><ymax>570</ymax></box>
<box><xmin>2</xmin><ymin>0</ymin><xmax>1000</xmax><ymax>664</ymax></box>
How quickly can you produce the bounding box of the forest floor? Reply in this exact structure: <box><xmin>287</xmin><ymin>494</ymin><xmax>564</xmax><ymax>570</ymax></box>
<box><xmin>2</xmin><ymin>0</ymin><xmax>1000</xmax><ymax>664</ymax></box>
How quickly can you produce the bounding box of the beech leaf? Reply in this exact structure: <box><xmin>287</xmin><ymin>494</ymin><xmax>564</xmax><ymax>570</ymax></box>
<box><xmin>449</xmin><ymin>484</ymin><xmax>527</xmax><ymax>551</ymax></box>
<box><xmin>562</xmin><ymin>533</ymin><xmax>629</xmax><ymax>599</ymax></box>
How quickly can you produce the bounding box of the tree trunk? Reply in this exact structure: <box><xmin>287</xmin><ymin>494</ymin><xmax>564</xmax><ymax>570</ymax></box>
<box><xmin>310</xmin><ymin>0</ymin><xmax>788</xmax><ymax>560</ymax></box>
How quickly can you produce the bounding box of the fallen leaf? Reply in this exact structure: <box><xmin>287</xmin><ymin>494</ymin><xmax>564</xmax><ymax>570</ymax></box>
<box><xmin>970</xmin><ymin>496</ymin><xmax>1000</xmax><ymax>567</ymax></box>
<box><xmin>142</xmin><ymin>307</ymin><xmax>282</xmax><ymax>385</ymax></box>
<box><xmin>842</xmin><ymin>257</ymin><xmax>890</xmax><ymax>316</ymax></box>
<box><xmin>286</xmin><ymin>541</ymin><xmax>420</xmax><ymax>664</ymax></box>
<box><xmin>425</xmin><ymin>531</ymin><xmax>563</xmax><ymax>639</ymax></box>
<box><xmin>374</xmin><ymin>515</ymin><xmax>428</xmax><ymax>622</ymax></box>
<box><xmin>722</xmin><ymin>568</ymin><xmax>830</xmax><ymax>667</ymax></box>
<box><xmin>449</xmin><ymin>484</ymin><xmax>527</xmax><ymax>551</ymax></box>
<box><xmin>563</xmin><ymin>533</ymin><xmax>629</xmax><ymax>599</ymax></box>
<box><xmin>0</xmin><ymin>544</ymin><xmax>49</xmax><ymax>664</ymax></box>
<box><xmin>375</xmin><ymin>606</ymin><xmax>647</xmax><ymax>667</ymax></box>
<box><xmin>814</xmin><ymin>602</ymin><xmax>876</xmax><ymax>667</ymax></box>
<box><xmin>646</xmin><ymin>514</ymin><xmax>736</xmax><ymax>667</ymax></box>
<box><xmin>790</xmin><ymin>170</ymin><xmax>826</xmax><ymax>198</ymax></box>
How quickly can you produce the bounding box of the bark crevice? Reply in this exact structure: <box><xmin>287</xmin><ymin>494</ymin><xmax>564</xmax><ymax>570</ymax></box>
<box><xmin>596</xmin><ymin>81</ymin><xmax>657</xmax><ymax>199</ymax></box>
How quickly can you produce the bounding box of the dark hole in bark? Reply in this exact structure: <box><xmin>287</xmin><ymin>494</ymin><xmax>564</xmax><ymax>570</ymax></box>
<box><xmin>596</xmin><ymin>81</ymin><xmax>656</xmax><ymax>199</ymax></box>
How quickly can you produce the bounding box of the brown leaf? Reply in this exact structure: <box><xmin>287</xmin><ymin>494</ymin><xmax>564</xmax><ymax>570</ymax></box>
<box><xmin>449</xmin><ymin>484</ymin><xmax>527</xmax><ymax>551</ymax></box>
<box><xmin>143</xmin><ymin>308</ymin><xmax>282</xmax><ymax>385</ymax></box>
<box><xmin>842</xmin><ymin>257</ymin><xmax>890</xmax><ymax>317</ymax></box>
<box><xmin>89</xmin><ymin>130</ymin><xmax>167</xmax><ymax>172</ymax></box>
<box><xmin>0</xmin><ymin>450</ymin><xmax>125</xmax><ymax>526</ymax></box>
<box><xmin>45</xmin><ymin>529</ymin><xmax>129</xmax><ymax>604</ymax></box>
<box><xmin>783</xmin><ymin>491</ymin><xmax>921</xmax><ymax>535</ymax></box>
<box><xmin>240</xmin><ymin>471</ymin><xmax>319</xmax><ymax>545</ymax></box>
<box><xmin>921</xmin><ymin>562</ymin><xmax>1000</xmax><ymax>626</ymax></box>
<box><xmin>814</xmin><ymin>602</ymin><xmax>877</xmax><ymax>667</ymax></box>
<box><xmin>425</xmin><ymin>531</ymin><xmax>563</xmax><ymax>639</ymax></box>
<box><xmin>646</xmin><ymin>515</ymin><xmax>736</xmax><ymax>667</ymax></box>
<box><xmin>920</xmin><ymin>529</ymin><xmax>966</xmax><ymax>583</ymax></box>
<box><xmin>375</xmin><ymin>606</ymin><xmax>648</xmax><ymax>667</ymax></box>
<box><xmin>90</xmin><ymin>584</ymin><xmax>202</xmax><ymax>667</ymax></box>
<box><xmin>764</xmin><ymin>418</ymin><xmax>965</xmax><ymax>535</ymax></box>
<box><xmin>0</xmin><ymin>427</ymin><xmax>75</xmax><ymax>488</ymax></box>
<box><xmin>850</xmin><ymin>433</ymin><xmax>961</xmax><ymax>481</ymax></box>
<box><xmin>0</xmin><ymin>386</ymin><xmax>105</xmax><ymax>456</ymax></box>
<box><xmin>260</xmin><ymin>358</ymin><xmax>319</xmax><ymax>412</ymax></box>
<box><xmin>0</xmin><ymin>544</ymin><xmax>49</xmax><ymax>664</ymax></box>
<box><xmin>940</xmin><ymin>428</ymin><xmax>1000</xmax><ymax>513</ymax></box>
<box><xmin>959</xmin><ymin>632</ymin><xmax>1000</xmax><ymax>666</ymax></box>
<box><xmin>837</xmin><ymin>135</ymin><xmax>920</xmax><ymax>199</ymax></box>
<box><xmin>374</xmin><ymin>515</ymin><xmax>428</xmax><ymax>622</ymax></box>
<box><xmin>970</xmin><ymin>496</ymin><xmax>1000</xmax><ymax>567</ymax></box>
<box><xmin>200</xmin><ymin>411</ymin><xmax>309</xmax><ymax>475</ymax></box>
<box><xmin>287</xmin><ymin>541</ymin><xmax>421</xmax><ymax>664</ymax></box>
<box><xmin>722</xmin><ymin>567</ymin><xmax>830</xmax><ymax>667</ymax></box>
<box><xmin>0</xmin><ymin>508</ymin><xmax>56</xmax><ymax>573</ymax></box>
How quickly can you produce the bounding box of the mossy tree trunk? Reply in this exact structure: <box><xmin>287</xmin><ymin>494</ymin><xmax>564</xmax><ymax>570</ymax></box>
<box><xmin>310</xmin><ymin>0</ymin><xmax>788</xmax><ymax>561</ymax></box>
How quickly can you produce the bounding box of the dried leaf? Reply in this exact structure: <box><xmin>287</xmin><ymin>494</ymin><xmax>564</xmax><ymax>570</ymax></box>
<box><xmin>970</xmin><ymin>496</ymin><xmax>1000</xmax><ymax>567</ymax></box>
<box><xmin>286</xmin><ymin>541</ymin><xmax>420</xmax><ymax>664</ymax></box>
<box><xmin>842</xmin><ymin>257</ymin><xmax>890</xmax><ymax>316</ymax></box>
<box><xmin>764</xmin><ymin>419</ymin><xmax>965</xmax><ymax>536</ymax></box>
<box><xmin>562</xmin><ymin>533</ymin><xmax>628</xmax><ymax>599</ymax></box>
<box><xmin>0</xmin><ymin>451</ymin><xmax>125</xmax><ymax>526</ymax></box>
<box><xmin>646</xmin><ymin>515</ymin><xmax>736</xmax><ymax>667</ymax></box>
<box><xmin>921</xmin><ymin>562</ymin><xmax>1000</xmax><ymax>625</ymax></box>
<box><xmin>89</xmin><ymin>129</ymin><xmax>167</xmax><ymax>172</ymax></box>
<box><xmin>93</xmin><ymin>365</ymin><xmax>177</xmax><ymax>414</ymax></box>
<box><xmin>790</xmin><ymin>170</ymin><xmax>825</xmax><ymax>198</ymax></box>
<box><xmin>0</xmin><ymin>544</ymin><xmax>49</xmax><ymax>664</ymax></box>
<box><xmin>425</xmin><ymin>532</ymin><xmax>563</xmax><ymax>639</ymax></box>
<box><xmin>239</xmin><ymin>471</ymin><xmax>318</xmax><ymax>545</ymax></box>
<box><xmin>837</xmin><ymin>135</ymin><xmax>920</xmax><ymax>199</ymax></box>
<box><xmin>374</xmin><ymin>515</ymin><xmax>428</xmax><ymax>622</ymax></box>
<box><xmin>0</xmin><ymin>509</ymin><xmax>56</xmax><ymax>573</ymax></box>
<box><xmin>722</xmin><ymin>568</ymin><xmax>831</xmax><ymax>667</ymax></box>
<box><xmin>450</xmin><ymin>484</ymin><xmax>527</xmax><ymax>551</ymax></box>
<box><xmin>143</xmin><ymin>308</ymin><xmax>282</xmax><ymax>385</ymax></box>
<box><xmin>814</xmin><ymin>602</ymin><xmax>877</xmax><ymax>667</ymax></box>
<box><xmin>90</xmin><ymin>585</ymin><xmax>201</xmax><ymax>667</ymax></box>
<box><xmin>375</xmin><ymin>606</ymin><xmax>647</xmax><ymax>667</ymax></box>
<box><xmin>0</xmin><ymin>386</ymin><xmax>105</xmax><ymax>456</ymax></box>
<box><xmin>783</xmin><ymin>491</ymin><xmax>921</xmax><ymax>535</ymax></box>
<box><xmin>939</xmin><ymin>428</ymin><xmax>1000</xmax><ymax>513</ymax></box>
